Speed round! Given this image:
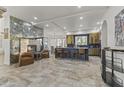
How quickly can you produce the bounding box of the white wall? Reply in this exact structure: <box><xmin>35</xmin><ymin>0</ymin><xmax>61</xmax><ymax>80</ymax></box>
<box><xmin>0</xmin><ymin>11</ymin><xmax>10</xmax><ymax>65</ymax></box>
<box><xmin>101</xmin><ymin>20</ymin><xmax>107</xmax><ymax>49</ymax></box>
<box><xmin>103</xmin><ymin>7</ymin><xmax>124</xmax><ymax>85</ymax></box>
<box><xmin>44</xmin><ymin>26</ymin><xmax>66</xmax><ymax>52</ymax></box>
<box><xmin>102</xmin><ymin>6</ymin><xmax>124</xmax><ymax>49</ymax></box>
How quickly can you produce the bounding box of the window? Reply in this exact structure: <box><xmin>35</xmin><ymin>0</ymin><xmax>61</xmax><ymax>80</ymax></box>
<box><xmin>75</xmin><ymin>36</ymin><xmax>88</xmax><ymax>46</ymax></box>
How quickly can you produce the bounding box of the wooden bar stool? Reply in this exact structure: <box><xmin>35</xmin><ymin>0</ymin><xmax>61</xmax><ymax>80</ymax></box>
<box><xmin>56</xmin><ymin>48</ymin><xmax>63</xmax><ymax>58</ymax></box>
<box><xmin>78</xmin><ymin>48</ymin><xmax>85</xmax><ymax>60</ymax></box>
<box><xmin>70</xmin><ymin>49</ymin><xmax>78</xmax><ymax>59</ymax></box>
<box><xmin>63</xmin><ymin>49</ymin><xmax>70</xmax><ymax>58</ymax></box>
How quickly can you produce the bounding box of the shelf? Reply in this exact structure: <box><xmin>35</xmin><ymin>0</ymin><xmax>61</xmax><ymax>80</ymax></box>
<box><xmin>106</xmin><ymin>59</ymin><xmax>124</xmax><ymax>73</ymax></box>
<box><xmin>106</xmin><ymin>71</ymin><xmax>123</xmax><ymax>87</ymax></box>
<box><xmin>102</xmin><ymin>49</ymin><xmax>124</xmax><ymax>87</ymax></box>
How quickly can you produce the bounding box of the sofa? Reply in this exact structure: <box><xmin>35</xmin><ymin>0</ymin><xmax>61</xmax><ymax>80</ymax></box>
<box><xmin>19</xmin><ymin>52</ymin><xmax>34</xmax><ymax>67</ymax></box>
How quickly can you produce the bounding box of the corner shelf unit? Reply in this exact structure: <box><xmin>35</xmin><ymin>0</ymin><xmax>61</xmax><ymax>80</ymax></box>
<box><xmin>102</xmin><ymin>49</ymin><xmax>124</xmax><ymax>87</ymax></box>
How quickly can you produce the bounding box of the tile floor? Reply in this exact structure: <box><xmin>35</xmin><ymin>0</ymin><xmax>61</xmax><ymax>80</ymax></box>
<box><xmin>0</xmin><ymin>56</ymin><xmax>107</xmax><ymax>87</ymax></box>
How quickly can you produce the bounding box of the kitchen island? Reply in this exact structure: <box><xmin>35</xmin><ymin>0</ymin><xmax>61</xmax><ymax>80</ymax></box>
<box><xmin>55</xmin><ymin>47</ymin><xmax>89</xmax><ymax>61</ymax></box>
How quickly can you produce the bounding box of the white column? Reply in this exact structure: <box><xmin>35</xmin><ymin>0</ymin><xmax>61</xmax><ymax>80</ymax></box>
<box><xmin>2</xmin><ymin>12</ymin><xmax>10</xmax><ymax>65</ymax></box>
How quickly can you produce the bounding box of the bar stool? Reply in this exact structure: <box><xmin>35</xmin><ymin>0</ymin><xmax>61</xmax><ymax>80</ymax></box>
<box><xmin>56</xmin><ymin>48</ymin><xmax>63</xmax><ymax>58</ymax></box>
<box><xmin>70</xmin><ymin>49</ymin><xmax>78</xmax><ymax>59</ymax></box>
<box><xmin>75</xmin><ymin>49</ymin><xmax>79</xmax><ymax>59</ymax></box>
<box><xmin>63</xmin><ymin>49</ymin><xmax>69</xmax><ymax>58</ymax></box>
<box><xmin>78</xmin><ymin>48</ymin><xmax>85</xmax><ymax>60</ymax></box>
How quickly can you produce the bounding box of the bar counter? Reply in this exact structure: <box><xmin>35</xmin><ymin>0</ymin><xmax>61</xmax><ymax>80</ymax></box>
<box><xmin>55</xmin><ymin>47</ymin><xmax>89</xmax><ymax>61</ymax></box>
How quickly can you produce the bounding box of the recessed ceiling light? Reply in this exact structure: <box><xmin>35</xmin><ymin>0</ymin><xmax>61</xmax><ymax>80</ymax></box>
<box><xmin>80</xmin><ymin>24</ymin><xmax>83</xmax><ymax>27</ymax></box>
<box><xmin>80</xmin><ymin>17</ymin><xmax>83</xmax><ymax>20</ymax></box>
<box><xmin>97</xmin><ymin>22</ymin><xmax>102</xmax><ymax>25</ymax></box>
<box><xmin>28</xmin><ymin>28</ymin><xmax>31</xmax><ymax>30</ymax></box>
<box><xmin>24</xmin><ymin>23</ymin><xmax>31</xmax><ymax>26</ymax></box>
<box><xmin>77</xmin><ymin>6</ymin><xmax>82</xmax><ymax>8</ymax></box>
<box><xmin>46</xmin><ymin>24</ymin><xmax>49</xmax><ymax>27</ymax></box>
<box><xmin>97</xmin><ymin>22</ymin><xmax>100</xmax><ymax>25</ymax></box>
<box><xmin>64</xmin><ymin>27</ymin><xmax>66</xmax><ymax>30</ymax></box>
<box><xmin>31</xmin><ymin>22</ymin><xmax>34</xmax><ymax>24</ymax></box>
<box><xmin>14</xmin><ymin>22</ymin><xmax>17</xmax><ymax>25</ymax></box>
<box><xmin>34</xmin><ymin>17</ymin><xmax>38</xmax><ymax>20</ymax></box>
<box><xmin>31</xmin><ymin>22</ymin><xmax>36</xmax><ymax>25</ymax></box>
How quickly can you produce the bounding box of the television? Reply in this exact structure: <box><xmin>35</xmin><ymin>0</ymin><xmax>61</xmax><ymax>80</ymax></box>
<box><xmin>75</xmin><ymin>35</ymin><xmax>88</xmax><ymax>46</ymax></box>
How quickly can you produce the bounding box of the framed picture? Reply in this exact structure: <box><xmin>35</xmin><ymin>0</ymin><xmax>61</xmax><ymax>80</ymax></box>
<box><xmin>67</xmin><ymin>35</ymin><xmax>74</xmax><ymax>44</ymax></box>
<box><xmin>115</xmin><ymin>9</ymin><xmax>124</xmax><ymax>46</ymax></box>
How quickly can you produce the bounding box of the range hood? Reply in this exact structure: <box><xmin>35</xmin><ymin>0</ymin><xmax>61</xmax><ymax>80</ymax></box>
<box><xmin>0</xmin><ymin>7</ymin><xmax>7</xmax><ymax>18</ymax></box>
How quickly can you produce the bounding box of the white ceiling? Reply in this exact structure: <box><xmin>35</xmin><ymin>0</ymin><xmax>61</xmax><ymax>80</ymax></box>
<box><xmin>5</xmin><ymin>6</ymin><xmax>109</xmax><ymax>32</ymax></box>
